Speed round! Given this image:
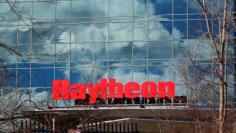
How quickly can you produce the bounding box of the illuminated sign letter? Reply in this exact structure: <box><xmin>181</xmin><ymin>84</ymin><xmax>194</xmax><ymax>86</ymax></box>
<box><xmin>108</xmin><ymin>78</ymin><xmax>124</xmax><ymax>99</ymax></box>
<box><xmin>124</xmin><ymin>82</ymin><xmax>140</xmax><ymax>99</ymax></box>
<box><xmin>141</xmin><ymin>81</ymin><xmax>157</xmax><ymax>98</ymax></box>
<box><xmin>52</xmin><ymin>80</ymin><xmax>70</xmax><ymax>100</ymax></box>
<box><xmin>70</xmin><ymin>83</ymin><xmax>86</xmax><ymax>100</ymax></box>
<box><xmin>87</xmin><ymin>79</ymin><xmax>107</xmax><ymax>104</ymax></box>
<box><xmin>158</xmin><ymin>81</ymin><xmax>175</xmax><ymax>98</ymax></box>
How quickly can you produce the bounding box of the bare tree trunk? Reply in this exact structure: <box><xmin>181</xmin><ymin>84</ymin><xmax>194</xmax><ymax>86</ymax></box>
<box><xmin>219</xmin><ymin>83</ymin><xmax>225</xmax><ymax>133</ymax></box>
<box><xmin>234</xmin><ymin>0</ymin><xmax>236</xmax><ymax>108</ymax></box>
<box><xmin>219</xmin><ymin>0</ymin><xmax>228</xmax><ymax>132</ymax></box>
<box><xmin>193</xmin><ymin>0</ymin><xmax>231</xmax><ymax>132</ymax></box>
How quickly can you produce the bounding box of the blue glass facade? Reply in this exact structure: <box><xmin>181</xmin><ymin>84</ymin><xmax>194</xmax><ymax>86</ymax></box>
<box><xmin>0</xmin><ymin>0</ymin><xmax>234</xmax><ymax>107</ymax></box>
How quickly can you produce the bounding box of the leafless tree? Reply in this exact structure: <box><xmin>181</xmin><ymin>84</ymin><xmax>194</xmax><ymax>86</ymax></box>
<box><xmin>177</xmin><ymin>0</ymin><xmax>236</xmax><ymax>133</ymax></box>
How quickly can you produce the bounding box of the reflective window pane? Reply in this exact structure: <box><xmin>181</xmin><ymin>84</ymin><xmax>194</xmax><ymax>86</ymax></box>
<box><xmin>174</xmin><ymin>0</ymin><xmax>187</xmax><ymax>14</ymax></box>
<box><xmin>32</xmin><ymin>45</ymin><xmax>55</xmax><ymax>62</ymax></box>
<box><xmin>149</xmin><ymin>0</ymin><xmax>172</xmax><ymax>15</ymax></box>
<box><xmin>95</xmin><ymin>0</ymin><xmax>108</xmax><ymax>17</ymax></box>
<box><xmin>95</xmin><ymin>67</ymin><xmax>108</xmax><ymax>81</ymax></box>
<box><xmin>17</xmin><ymin>69</ymin><xmax>30</xmax><ymax>87</ymax></box>
<box><xmin>95</xmin><ymin>43</ymin><xmax>109</xmax><ymax>60</ymax></box>
<box><xmin>70</xmin><ymin>67</ymin><xmax>94</xmax><ymax>83</ymax></box>
<box><xmin>0</xmin><ymin>47</ymin><xmax>17</xmax><ymax>64</ymax></box>
<box><xmin>71</xmin><ymin>44</ymin><xmax>93</xmax><ymax>61</ymax></box>
<box><xmin>134</xmin><ymin>0</ymin><xmax>148</xmax><ymax>16</ymax></box>
<box><xmin>19</xmin><ymin>2</ymin><xmax>32</xmax><ymax>18</ymax></box>
<box><xmin>95</xmin><ymin>23</ymin><xmax>108</xmax><ymax>42</ymax></box>
<box><xmin>56</xmin><ymin>25</ymin><xmax>70</xmax><ymax>44</ymax></box>
<box><xmin>109</xmin><ymin>0</ymin><xmax>133</xmax><ymax>17</ymax></box>
<box><xmin>109</xmin><ymin>42</ymin><xmax>132</xmax><ymax>60</ymax></box>
<box><xmin>0</xmin><ymin>3</ymin><xmax>18</xmax><ymax>21</ymax></box>
<box><xmin>71</xmin><ymin>0</ymin><xmax>94</xmax><ymax>18</ymax></box>
<box><xmin>17</xmin><ymin>45</ymin><xmax>31</xmax><ymax>63</ymax></box>
<box><xmin>108</xmin><ymin>67</ymin><xmax>132</xmax><ymax>84</ymax></box>
<box><xmin>55</xmin><ymin>68</ymin><xmax>69</xmax><ymax>80</ymax></box>
<box><xmin>32</xmin><ymin>24</ymin><xmax>55</xmax><ymax>44</ymax></box>
<box><xmin>31</xmin><ymin>69</ymin><xmax>54</xmax><ymax>87</ymax></box>
<box><xmin>174</xmin><ymin>21</ymin><xmax>187</xmax><ymax>40</ymax></box>
<box><xmin>109</xmin><ymin>23</ymin><xmax>132</xmax><ymax>41</ymax></box>
<box><xmin>188</xmin><ymin>20</ymin><xmax>207</xmax><ymax>39</ymax></box>
<box><xmin>175</xmin><ymin>85</ymin><xmax>187</xmax><ymax>96</ymax></box>
<box><xmin>33</xmin><ymin>2</ymin><xmax>55</xmax><ymax>20</ymax></box>
<box><xmin>0</xmin><ymin>26</ymin><xmax>17</xmax><ymax>44</ymax></box>
<box><xmin>149</xmin><ymin>65</ymin><xmax>173</xmax><ymax>81</ymax></box>
<box><xmin>4</xmin><ymin>69</ymin><xmax>16</xmax><ymax>87</ymax></box>
<box><xmin>134</xmin><ymin>22</ymin><xmax>148</xmax><ymax>41</ymax></box>
<box><xmin>133</xmin><ymin>42</ymin><xmax>147</xmax><ymax>59</ymax></box>
<box><xmin>148</xmin><ymin>41</ymin><xmax>172</xmax><ymax>59</ymax></box>
<box><xmin>56</xmin><ymin>44</ymin><xmax>70</xmax><ymax>61</ymax></box>
<box><xmin>19</xmin><ymin>25</ymin><xmax>31</xmax><ymax>45</ymax></box>
<box><xmin>173</xmin><ymin>41</ymin><xmax>187</xmax><ymax>59</ymax></box>
<box><xmin>31</xmin><ymin>88</ymin><xmax>51</xmax><ymax>107</ymax></box>
<box><xmin>133</xmin><ymin>67</ymin><xmax>148</xmax><ymax>84</ymax></box>
<box><xmin>149</xmin><ymin>21</ymin><xmax>172</xmax><ymax>41</ymax></box>
<box><xmin>71</xmin><ymin>24</ymin><xmax>94</xmax><ymax>43</ymax></box>
<box><xmin>56</xmin><ymin>1</ymin><xmax>70</xmax><ymax>19</ymax></box>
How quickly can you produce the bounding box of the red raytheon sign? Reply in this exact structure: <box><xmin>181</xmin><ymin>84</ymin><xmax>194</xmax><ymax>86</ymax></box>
<box><xmin>52</xmin><ymin>79</ymin><xmax>175</xmax><ymax>104</ymax></box>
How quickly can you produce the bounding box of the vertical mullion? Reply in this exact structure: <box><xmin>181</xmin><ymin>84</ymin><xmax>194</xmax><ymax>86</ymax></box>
<box><xmin>172</xmin><ymin>0</ymin><xmax>174</xmax><ymax>105</ymax></box>
<box><xmin>132</xmin><ymin>0</ymin><xmax>134</xmax><ymax>81</ymax></box>
<box><xmin>147</xmin><ymin>0</ymin><xmax>150</xmax><ymax>83</ymax></box>
<box><xmin>69</xmin><ymin>0</ymin><xmax>72</xmax><ymax>107</ymax></box>
<box><xmin>16</xmin><ymin>0</ymin><xmax>19</xmax><ymax>91</ymax></box>
<box><xmin>93</xmin><ymin>0</ymin><xmax>95</xmax><ymax>84</ymax></box>
<box><xmin>53</xmin><ymin>0</ymin><xmax>56</xmax><ymax>107</ymax></box>
<box><xmin>30</xmin><ymin>0</ymin><xmax>33</xmax><ymax>111</ymax></box>
<box><xmin>107</xmin><ymin>0</ymin><xmax>110</xmax><ymax>105</ymax></box>
<box><xmin>132</xmin><ymin>0</ymin><xmax>134</xmax><ymax>104</ymax></box>
<box><xmin>187</xmin><ymin>0</ymin><xmax>190</xmax><ymax>106</ymax></box>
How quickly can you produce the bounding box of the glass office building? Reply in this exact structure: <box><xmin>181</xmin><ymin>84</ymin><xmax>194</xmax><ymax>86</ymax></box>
<box><xmin>0</xmin><ymin>0</ymin><xmax>234</xmax><ymax>108</ymax></box>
